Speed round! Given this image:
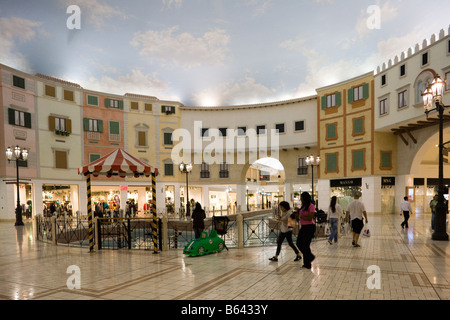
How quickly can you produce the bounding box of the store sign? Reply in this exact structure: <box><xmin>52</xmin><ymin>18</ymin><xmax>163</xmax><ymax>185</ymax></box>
<box><xmin>381</xmin><ymin>177</ymin><xmax>395</xmax><ymax>186</ymax></box>
<box><xmin>120</xmin><ymin>185</ymin><xmax>128</xmax><ymax>191</ymax></box>
<box><xmin>330</xmin><ymin>178</ymin><xmax>362</xmax><ymax>187</ymax></box>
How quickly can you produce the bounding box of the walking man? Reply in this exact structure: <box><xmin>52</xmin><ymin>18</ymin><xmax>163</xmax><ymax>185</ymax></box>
<box><xmin>345</xmin><ymin>192</ymin><xmax>368</xmax><ymax>247</ymax></box>
<box><xmin>400</xmin><ymin>196</ymin><xmax>413</xmax><ymax>229</ymax></box>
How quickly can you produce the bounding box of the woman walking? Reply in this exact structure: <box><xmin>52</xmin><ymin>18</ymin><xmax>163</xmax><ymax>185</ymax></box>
<box><xmin>269</xmin><ymin>201</ymin><xmax>301</xmax><ymax>262</ymax></box>
<box><xmin>297</xmin><ymin>192</ymin><xmax>316</xmax><ymax>269</ymax></box>
<box><xmin>327</xmin><ymin>196</ymin><xmax>342</xmax><ymax>245</ymax></box>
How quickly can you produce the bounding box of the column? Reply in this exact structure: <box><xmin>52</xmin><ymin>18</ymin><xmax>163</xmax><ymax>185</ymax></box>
<box><xmin>284</xmin><ymin>182</ymin><xmax>292</xmax><ymax>205</ymax></box>
<box><xmin>362</xmin><ymin>176</ymin><xmax>381</xmax><ymax>214</ymax></box>
<box><xmin>174</xmin><ymin>184</ymin><xmax>181</xmax><ymax>214</ymax></box>
<box><xmin>33</xmin><ymin>181</ymin><xmax>43</xmax><ymax>218</ymax></box>
<box><xmin>202</xmin><ymin>186</ymin><xmax>210</xmax><ymax>214</ymax></box>
<box><xmin>317</xmin><ymin>179</ymin><xmax>330</xmax><ymax>211</ymax></box>
<box><xmin>236</xmin><ymin>184</ymin><xmax>246</xmax><ymax>213</ymax></box>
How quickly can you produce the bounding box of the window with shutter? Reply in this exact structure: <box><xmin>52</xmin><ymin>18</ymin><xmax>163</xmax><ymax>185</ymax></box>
<box><xmin>164</xmin><ymin>163</ymin><xmax>174</xmax><ymax>176</ymax></box>
<box><xmin>8</xmin><ymin>108</ymin><xmax>31</xmax><ymax>128</ymax></box>
<box><xmin>13</xmin><ymin>75</ymin><xmax>25</xmax><ymax>89</ymax></box>
<box><xmin>64</xmin><ymin>90</ymin><xmax>74</xmax><ymax>101</ymax></box>
<box><xmin>326</xmin><ymin>123</ymin><xmax>337</xmax><ymax>140</ymax></box>
<box><xmin>164</xmin><ymin>132</ymin><xmax>173</xmax><ymax>145</ymax></box>
<box><xmin>353</xmin><ymin>118</ymin><xmax>364</xmax><ymax>135</ymax></box>
<box><xmin>89</xmin><ymin>154</ymin><xmax>101</xmax><ymax>162</ymax></box>
<box><xmin>45</xmin><ymin>85</ymin><xmax>56</xmax><ymax>97</ymax></box>
<box><xmin>131</xmin><ymin>101</ymin><xmax>139</xmax><ymax>110</ymax></box>
<box><xmin>138</xmin><ymin>131</ymin><xmax>146</xmax><ymax>146</ymax></box>
<box><xmin>55</xmin><ymin>150</ymin><xmax>68</xmax><ymax>169</ymax></box>
<box><xmin>87</xmin><ymin>95</ymin><xmax>99</xmax><ymax>106</ymax></box>
<box><xmin>380</xmin><ymin>151</ymin><xmax>392</xmax><ymax>170</ymax></box>
<box><xmin>326</xmin><ymin>153</ymin><xmax>338</xmax><ymax>173</ymax></box>
<box><xmin>352</xmin><ymin>150</ymin><xmax>365</xmax><ymax>171</ymax></box>
<box><xmin>109</xmin><ymin>121</ymin><xmax>120</xmax><ymax>134</ymax></box>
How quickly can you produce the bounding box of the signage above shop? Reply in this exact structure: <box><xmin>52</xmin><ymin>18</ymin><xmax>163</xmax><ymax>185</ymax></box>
<box><xmin>381</xmin><ymin>177</ymin><xmax>395</xmax><ymax>186</ymax></box>
<box><xmin>120</xmin><ymin>185</ymin><xmax>128</xmax><ymax>191</ymax></box>
<box><xmin>330</xmin><ymin>178</ymin><xmax>362</xmax><ymax>188</ymax></box>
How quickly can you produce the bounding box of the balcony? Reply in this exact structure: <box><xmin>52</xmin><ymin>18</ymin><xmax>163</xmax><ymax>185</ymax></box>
<box><xmin>87</xmin><ymin>131</ymin><xmax>100</xmax><ymax>140</ymax></box>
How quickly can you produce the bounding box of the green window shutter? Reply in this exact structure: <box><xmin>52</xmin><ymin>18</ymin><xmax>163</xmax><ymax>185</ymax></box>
<box><xmin>348</xmin><ymin>88</ymin><xmax>354</xmax><ymax>103</ymax></box>
<box><xmin>24</xmin><ymin>112</ymin><xmax>31</xmax><ymax>128</ymax></box>
<box><xmin>353</xmin><ymin>150</ymin><xmax>365</xmax><ymax>170</ymax></box>
<box><xmin>98</xmin><ymin>120</ymin><xmax>103</xmax><ymax>133</ymax></box>
<box><xmin>326</xmin><ymin>154</ymin><xmax>337</xmax><ymax>172</ymax></box>
<box><xmin>353</xmin><ymin>118</ymin><xmax>364</xmax><ymax>134</ymax></box>
<box><xmin>8</xmin><ymin>108</ymin><xmax>15</xmax><ymax>125</ymax></box>
<box><xmin>335</xmin><ymin>92</ymin><xmax>342</xmax><ymax>106</ymax></box>
<box><xmin>164</xmin><ymin>163</ymin><xmax>174</xmax><ymax>176</ymax></box>
<box><xmin>171</xmin><ymin>106</ymin><xmax>175</xmax><ymax>114</ymax></box>
<box><xmin>381</xmin><ymin>152</ymin><xmax>391</xmax><ymax>168</ymax></box>
<box><xmin>83</xmin><ymin>118</ymin><xmax>90</xmax><ymax>131</ymax></box>
<box><xmin>326</xmin><ymin>123</ymin><xmax>336</xmax><ymax>139</ymax></box>
<box><xmin>118</xmin><ymin>100</ymin><xmax>124</xmax><ymax>110</ymax></box>
<box><xmin>89</xmin><ymin>154</ymin><xmax>101</xmax><ymax>162</ymax></box>
<box><xmin>109</xmin><ymin>121</ymin><xmax>120</xmax><ymax>134</ymax></box>
<box><xmin>104</xmin><ymin>98</ymin><xmax>110</xmax><ymax>108</ymax></box>
<box><xmin>164</xmin><ymin>132</ymin><xmax>173</xmax><ymax>145</ymax></box>
<box><xmin>363</xmin><ymin>83</ymin><xmax>369</xmax><ymax>99</ymax></box>
<box><xmin>87</xmin><ymin>95</ymin><xmax>98</xmax><ymax>106</ymax></box>
<box><xmin>321</xmin><ymin>96</ymin><xmax>327</xmax><ymax>109</ymax></box>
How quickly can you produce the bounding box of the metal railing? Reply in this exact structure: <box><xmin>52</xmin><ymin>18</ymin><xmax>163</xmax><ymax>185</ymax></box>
<box><xmin>243</xmin><ymin>216</ymin><xmax>280</xmax><ymax>247</ymax></box>
<box><xmin>35</xmin><ymin>209</ymin><xmax>279</xmax><ymax>251</ymax></box>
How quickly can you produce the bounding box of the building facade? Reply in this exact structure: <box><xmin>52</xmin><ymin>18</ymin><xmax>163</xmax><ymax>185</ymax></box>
<box><xmin>1</xmin><ymin>27</ymin><xmax>449</xmax><ymax>221</ymax></box>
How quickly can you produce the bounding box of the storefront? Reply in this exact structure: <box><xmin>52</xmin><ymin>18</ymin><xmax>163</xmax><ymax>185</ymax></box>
<box><xmin>330</xmin><ymin>178</ymin><xmax>362</xmax><ymax>211</ymax></box>
<box><xmin>42</xmin><ymin>184</ymin><xmax>78</xmax><ymax>217</ymax></box>
<box><xmin>410</xmin><ymin>178</ymin><xmax>450</xmax><ymax>214</ymax></box>
<box><xmin>381</xmin><ymin>177</ymin><xmax>395</xmax><ymax>214</ymax></box>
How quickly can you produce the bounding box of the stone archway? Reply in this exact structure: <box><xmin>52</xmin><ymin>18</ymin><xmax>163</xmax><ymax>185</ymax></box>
<box><xmin>240</xmin><ymin>157</ymin><xmax>286</xmax><ymax>210</ymax></box>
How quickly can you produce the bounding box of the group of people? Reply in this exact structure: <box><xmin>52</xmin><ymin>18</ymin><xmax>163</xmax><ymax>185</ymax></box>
<box><xmin>269</xmin><ymin>191</ymin><xmax>369</xmax><ymax>269</ymax></box>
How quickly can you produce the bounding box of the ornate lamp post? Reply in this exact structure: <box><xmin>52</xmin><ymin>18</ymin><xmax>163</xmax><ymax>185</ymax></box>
<box><xmin>305</xmin><ymin>155</ymin><xmax>320</xmax><ymax>206</ymax></box>
<box><xmin>6</xmin><ymin>146</ymin><xmax>28</xmax><ymax>226</ymax></box>
<box><xmin>179</xmin><ymin>163</ymin><xmax>192</xmax><ymax>218</ymax></box>
<box><xmin>422</xmin><ymin>75</ymin><xmax>449</xmax><ymax>241</ymax></box>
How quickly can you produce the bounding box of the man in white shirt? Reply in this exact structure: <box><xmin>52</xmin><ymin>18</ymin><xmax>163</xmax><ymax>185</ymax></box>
<box><xmin>345</xmin><ymin>192</ymin><xmax>368</xmax><ymax>247</ymax></box>
<box><xmin>400</xmin><ymin>196</ymin><xmax>413</xmax><ymax>229</ymax></box>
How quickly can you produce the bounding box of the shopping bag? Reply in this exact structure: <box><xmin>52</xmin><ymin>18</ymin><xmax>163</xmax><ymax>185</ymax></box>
<box><xmin>362</xmin><ymin>227</ymin><xmax>371</xmax><ymax>237</ymax></box>
<box><xmin>325</xmin><ymin>225</ymin><xmax>331</xmax><ymax>236</ymax></box>
<box><xmin>342</xmin><ymin>222</ymin><xmax>351</xmax><ymax>235</ymax></box>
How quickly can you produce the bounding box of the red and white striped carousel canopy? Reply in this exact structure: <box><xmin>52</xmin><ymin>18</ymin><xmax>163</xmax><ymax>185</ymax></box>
<box><xmin>78</xmin><ymin>149</ymin><xmax>158</xmax><ymax>178</ymax></box>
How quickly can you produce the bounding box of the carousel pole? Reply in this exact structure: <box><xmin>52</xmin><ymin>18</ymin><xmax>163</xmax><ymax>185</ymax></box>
<box><xmin>151</xmin><ymin>171</ymin><xmax>159</xmax><ymax>254</ymax></box>
<box><xmin>87</xmin><ymin>173</ymin><xmax>94</xmax><ymax>252</ymax></box>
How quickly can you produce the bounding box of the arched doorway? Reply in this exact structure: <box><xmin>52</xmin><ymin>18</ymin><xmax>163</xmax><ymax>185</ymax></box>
<box><xmin>243</xmin><ymin>157</ymin><xmax>285</xmax><ymax>210</ymax></box>
<box><xmin>405</xmin><ymin>126</ymin><xmax>450</xmax><ymax>214</ymax></box>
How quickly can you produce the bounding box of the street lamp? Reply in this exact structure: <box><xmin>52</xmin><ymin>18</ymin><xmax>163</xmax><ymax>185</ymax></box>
<box><xmin>6</xmin><ymin>146</ymin><xmax>28</xmax><ymax>226</ymax></box>
<box><xmin>305</xmin><ymin>155</ymin><xmax>320</xmax><ymax>206</ymax></box>
<box><xmin>422</xmin><ymin>74</ymin><xmax>449</xmax><ymax>241</ymax></box>
<box><xmin>179</xmin><ymin>163</ymin><xmax>192</xmax><ymax>218</ymax></box>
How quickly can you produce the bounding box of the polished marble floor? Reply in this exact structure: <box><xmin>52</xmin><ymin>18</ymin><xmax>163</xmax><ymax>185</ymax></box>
<box><xmin>0</xmin><ymin>213</ymin><xmax>448</xmax><ymax>301</ymax></box>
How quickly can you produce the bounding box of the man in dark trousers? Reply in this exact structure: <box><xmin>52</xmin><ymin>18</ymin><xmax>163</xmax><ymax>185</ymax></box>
<box><xmin>192</xmin><ymin>202</ymin><xmax>206</xmax><ymax>239</ymax></box>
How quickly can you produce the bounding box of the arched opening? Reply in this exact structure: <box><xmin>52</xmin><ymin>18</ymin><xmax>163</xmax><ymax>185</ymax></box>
<box><xmin>407</xmin><ymin>127</ymin><xmax>450</xmax><ymax>214</ymax></box>
<box><xmin>244</xmin><ymin>157</ymin><xmax>285</xmax><ymax>210</ymax></box>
